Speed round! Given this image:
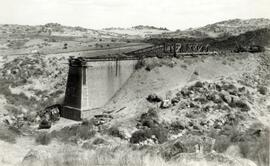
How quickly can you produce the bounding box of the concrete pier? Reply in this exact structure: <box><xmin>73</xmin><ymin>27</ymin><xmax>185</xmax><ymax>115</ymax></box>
<box><xmin>62</xmin><ymin>57</ymin><xmax>137</xmax><ymax>120</ymax></box>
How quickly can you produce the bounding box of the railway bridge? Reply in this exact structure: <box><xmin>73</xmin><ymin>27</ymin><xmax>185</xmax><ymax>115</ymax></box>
<box><xmin>62</xmin><ymin>42</ymin><xmax>215</xmax><ymax>120</ymax></box>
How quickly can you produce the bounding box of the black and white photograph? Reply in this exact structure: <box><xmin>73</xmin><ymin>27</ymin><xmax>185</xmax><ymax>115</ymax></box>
<box><xmin>0</xmin><ymin>0</ymin><xmax>269</xmax><ymax>165</ymax></box>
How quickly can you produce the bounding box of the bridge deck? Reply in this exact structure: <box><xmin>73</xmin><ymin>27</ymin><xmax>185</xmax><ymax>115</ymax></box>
<box><xmin>80</xmin><ymin>52</ymin><xmax>217</xmax><ymax>62</ymax></box>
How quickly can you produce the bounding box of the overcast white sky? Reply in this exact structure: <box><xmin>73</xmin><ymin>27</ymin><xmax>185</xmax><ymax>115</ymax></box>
<box><xmin>0</xmin><ymin>0</ymin><xmax>269</xmax><ymax>30</ymax></box>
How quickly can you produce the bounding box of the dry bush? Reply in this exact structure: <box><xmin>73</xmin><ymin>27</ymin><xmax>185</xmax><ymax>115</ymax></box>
<box><xmin>35</xmin><ymin>132</ymin><xmax>51</xmax><ymax>145</ymax></box>
<box><xmin>258</xmin><ymin>86</ymin><xmax>268</xmax><ymax>95</ymax></box>
<box><xmin>92</xmin><ymin>138</ymin><xmax>106</xmax><ymax>145</ymax></box>
<box><xmin>135</xmin><ymin>59</ymin><xmax>146</xmax><ymax>70</ymax></box>
<box><xmin>130</xmin><ymin>127</ymin><xmax>168</xmax><ymax>144</ymax></box>
<box><xmin>107</xmin><ymin>126</ymin><xmax>125</xmax><ymax>139</ymax></box>
<box><xmin>130</xmin><ymin>129</ymin><xmax>152</xmax><ymax>144</ymax></box>
<box><xmin>130</xmin><ymin>107</ymin><xmax>168</xmax><ymax>144</ymax></box>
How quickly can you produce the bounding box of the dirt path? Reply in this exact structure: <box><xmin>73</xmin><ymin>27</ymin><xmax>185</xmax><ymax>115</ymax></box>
<box><xmin>0</xmin><ymin>43</ymin><xmax>150</xmax><ymax>57</ymax></box>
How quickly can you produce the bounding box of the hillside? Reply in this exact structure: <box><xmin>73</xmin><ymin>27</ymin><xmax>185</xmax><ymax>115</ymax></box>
<box><xmin>103</xmin><ymin>25</ymin><xmax>170</xmax><ymax>38</ymax></box>
<box><xmin>0</xmin><ymin>23</ymin><xmax>151</xmax><ymax>56</ymax></box>
<box><xmin>0</xmin><ymin>23</ymin><xmax>124</xmax><ymax>38</ymax></box>
<box><xmin>147</xmin><ymin>28</ymin><xmax>270</xmax><ymax>52</ymax></box>
<box><xmin>154</xmin><ymin>18</ymin><xmax>270</xmax><ymax>38</ymax></box>
<box><xmin>211</xmin><ymin>28</ymin><xmax>270</xmax><ymax>51</ymax></box>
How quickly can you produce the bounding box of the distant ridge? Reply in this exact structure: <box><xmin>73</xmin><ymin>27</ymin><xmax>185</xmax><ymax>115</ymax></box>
<box><xmin>153</xmin><ymin>18</ymin><xmax>270</xmax><ymax>38</ymax></box>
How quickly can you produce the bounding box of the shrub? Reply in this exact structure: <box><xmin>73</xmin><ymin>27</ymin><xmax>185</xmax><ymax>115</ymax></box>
<box><xmin>258</xmin><ymin>86</ymin><xmax>268</xmax><ymax>95</ymax></box>
<box><xmin>130</xmin><ymin>126</ymin><xmax>168</xmax><ymax>144</ymax></box>
<box><xmin>150</xmin><ymin>126</ymin><xmax>168</xmax><ymax>143</ymax></box>
<box><xmin>78</xmin><ymin>125</ymin><xmax>96</xmax><ymax>140</ymax></box>
<box><xmin>193</xmin><ymin>71</ymin><xmax>199</xmax><ymax>75</ymax></box>
<box><xmin>135</xmin><ymin>59</ymin><xmax>146</xmax><ymax>70</ymax></box>
<box><xmin>238</xmin><ymin>129</ymin><xmax>269</xmax><ymax>166</ymax></box>
<box><xmin>92</xmin><ymin>138</ymin><xmax>106</xmax><ymax>145</ymax></box>
<box><xmin>170</xmin><ymin>120</ymin><xmax>187</xmax><ymax>131</ymax></box>
<box><xmin>194</xmin><ymin>81</ymin><xmax>203</xmax><ymax>88</ymax></box>
<box><xmin>107</xmin><ymin>126</ymin><xmax>124</xmax><ymax>139</ymax></box>
<box><xmin>162</xmin><ymin>141</ymin><xmax>188</xmax><ymax>160</ymax></box>
<box><xmin>35</xmin><ymin>132</ymin><xmax>51</xmax><ymax>145</ymax></box>
<box><xmin>130</xmin><ymin>129</ymin><xmax>151</xmax><ymax>144</ymax></box>
<box><xmin>140</xmin><ymin>108</ymin><xmax>159</xmax><ymax>128</ymax></box>
<box><xmin>214</xmin><ymin>135</ymin><xmax>231</xmax><ymax>153</ymax></box>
